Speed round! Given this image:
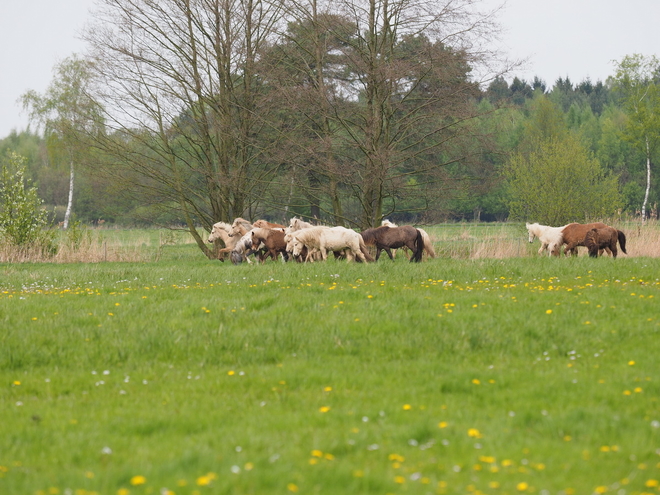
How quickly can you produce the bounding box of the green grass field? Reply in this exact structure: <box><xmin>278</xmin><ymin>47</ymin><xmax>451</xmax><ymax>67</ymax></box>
<box><xmin>1</xmin><ymin>241</ymin><xmax>660</xmax><ymax>494</ymax></box>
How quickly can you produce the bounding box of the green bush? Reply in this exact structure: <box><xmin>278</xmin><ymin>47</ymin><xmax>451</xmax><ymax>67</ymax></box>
<box><xmin>0</xmin><ymin>151</ymin><xmax>56</xmax><ymax>253</ymax></box>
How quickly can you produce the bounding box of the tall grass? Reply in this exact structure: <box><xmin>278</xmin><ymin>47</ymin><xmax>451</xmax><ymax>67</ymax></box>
<box><xmin>1</xmin><ymin>257</ymin><xmax>660</xmax><ymax>494</ymax></box>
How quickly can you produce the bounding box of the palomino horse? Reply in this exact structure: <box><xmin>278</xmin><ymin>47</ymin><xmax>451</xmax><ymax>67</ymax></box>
<box><xmin>561</xmin><ymin>222</ymin><xmax>610</xmax><ymax>256</ymax></box>
<box><xmin>288</xmin><ymin>226</ymin><xmax>373</xmax><ymax>262</ymax></box>
<box><xmin>207</xmin><ymin>222</ymin><xmax>239</xmax><ymax>261</ymax></box>
<box><xmin>360</xmin><ymin>225</ymin><xmax>424</xmax><ymax>262</ymax></box>
<box><xmin>584</xmin><ymin>227</ymin><xmax>627</xmax><ymax>258</ymax></box>
<box><xmin>525</xmin><ymin>222</ymin><xmax>566</xmax><ymax>256</ymax></box>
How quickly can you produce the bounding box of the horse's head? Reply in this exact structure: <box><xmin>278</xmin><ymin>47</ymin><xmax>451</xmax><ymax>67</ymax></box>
<box><xmin>526</xmin><ymin>223</ymin><xmax>536</xmax><ymax>243</ymax></box>
<box><xmin>290</xmin><ymin>237</ymin><xmax>305</xmax><ymax>257</ymax></box>
<box><xmin>208</xmin><ymin>223</ymin><xmax>228</xmax><ymax>243</ymax></box>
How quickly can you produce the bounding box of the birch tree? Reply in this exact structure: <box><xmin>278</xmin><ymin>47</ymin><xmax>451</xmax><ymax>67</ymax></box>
<box><xmin>21</xmin><ymin>56</ymin><xmax>102</xmax><ymax>229</ymax></box>
<box><xmin>612</xmin><ymin>54</ymin><xmax>660</xmax><ymax>222</ymax></box>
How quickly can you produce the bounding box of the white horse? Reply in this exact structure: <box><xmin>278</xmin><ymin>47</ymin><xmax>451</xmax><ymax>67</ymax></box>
<box><xmin>289</xmin><ymin>226</ymin><xmax>372</xmax><ymax>262</ymax></box>
<box><xmin>526</xmin><ymin>222</ymin><xmax>565</xmax><ymax>257</ymax></box>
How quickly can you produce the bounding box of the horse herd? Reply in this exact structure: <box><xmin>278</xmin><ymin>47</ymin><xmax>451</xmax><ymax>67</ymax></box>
<box><xmin>526</xmin><ymin>222</ymin><xmax>627</xmax><ymax>258</ymax></box>
<box><xmin>206</xmin><ymin>217</ymin><xmax>627</xmax><ymax>264</ymax></box>
<box><xmin>207</xmin><ymin>217</ymin><xmax>436</xmax><ymax>264</ymax></box>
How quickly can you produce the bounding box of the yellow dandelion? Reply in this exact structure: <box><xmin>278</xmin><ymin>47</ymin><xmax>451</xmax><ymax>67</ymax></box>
<box><xmin>244</xmin><ymin>462</ymin><xmax>254</xmax><ymax>471</ymax></box>
<box><xmin>319</xmin><ymin>406</ymin><xmax>330</xmax><ymax>413</ymax></box>
<box><xmin>12</xmin><ymin>381</ymin><xmax>20</xmax><ymax>386</ymax></box>
<box><xmin>467</xmin><ymin>428</ymin><xmax>482</xmax><ymax>438</ymax></box>
<box><xmin>628</xmin><ymin>360</ymin><xmax>635</xmax><ymax>366</ymax></box>
<box><xmin>311</xmin><ymin>450</ymin><xmax>323</xmax><ymax>458</ymax></box>
<box><xmin>394</xmin><ymin>475</ymin><xmax>405</xmax><ymax>484</ymax></box>
<box><xmin>324</xmin><ymin>386</ymin><xmax>332</xmax><ymax>392</ymax></box>
<box><xmin>516</xmin><ymin>481</ymin><xmax>529</xmax><ymax>491</ymax></box>
<box><xmin>472</xmin><ymin>379</ymin><xmax>481</xmax><ymax>385</ymax></box>
<box><xmin>227</xmin><ymin>370</ymin><xmax>235</xmax><ymax>376</ymax></box>
<box><xmin>646</xmin><ymin>479</ymin><xmax>659</xmax><ymax>488</ymax></box>
<box><xmin>438</xmin><ymin>421</ymin><xmax>448</xmax><ymax>428</ymax></box>
<box><xmin>594</xmin><ymin>486</ymin><xmax>607</xmax><ymax>494</ymax></box>
<box><xmin>196</xmin><ymin>475</ymin><xmax>211</xmax><ymax>486</ymax></box>
<box><xmin>403</xmin><ymin>404</ymin><xmax>412</xmax><ymax>410</ymax></box>
<box><xmin>117</xmin><ymin>489</ymin><xmax>130</xmax><ymax>495</ymax></box>
<box><xmin>545</xmin><ymin>309</ymin><xmax>552</xmax><ymax>314</ymax></box>
<box><xmin>287</xmin><ymin>483</ymin><xmax>299</xmax><ymax>492</ymax></box>
<box><xmin>130</xmin><ymin>475</ymin><xmax>146</xmax><ymax>486</ymax></box>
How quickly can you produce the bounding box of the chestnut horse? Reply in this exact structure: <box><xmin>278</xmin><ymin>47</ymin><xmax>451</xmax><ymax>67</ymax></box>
<box><xmin>584</xmin><ymin>227</ymin><xmax>627</xmax><ymax>258</ymax></box>
<box><xmin>561</xmin><ymin>222</ymin><xmax>609</xmax><ymax>256</ymax></box>
<box><xmin>250</xmin><ymin>228</ymin><xmax>289</xmax><ymax>262</ymax></box>
<box><xmin>360</xmin><ymin>225</ymin><xmax>424</xmax><ymax>262</ymax></box>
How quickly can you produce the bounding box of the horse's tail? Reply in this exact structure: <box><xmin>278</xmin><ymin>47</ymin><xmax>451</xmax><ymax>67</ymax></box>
<box><xmin>617</xmin><ymin>230</ymin><xmax>627</xmax><ymax>254</ymax></box>
<box><xmin>358</xmin><ymin>236</ymin><xmax>374</xmax><ymax>262</ymax></box>
<box><xmin>410</xmin><ymin>229</ymin><xmax>424</xmax><ymax>263</ymax></box>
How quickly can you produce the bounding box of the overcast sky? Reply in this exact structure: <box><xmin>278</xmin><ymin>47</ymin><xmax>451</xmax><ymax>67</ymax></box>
<box><xmin>2</xmin><ymin>0</ymin><xmax>660</xmax><ymax>138</ymax></box>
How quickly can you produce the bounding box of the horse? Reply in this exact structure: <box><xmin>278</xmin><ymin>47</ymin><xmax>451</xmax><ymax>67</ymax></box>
<box><xmin>250</xmin><ymin>228</ymin><xmax>289</xmax><ymax>262</ymax></box>
<box><xmin>561</xmin><ymin>222</ymin><xmax>610</xmax><ymax>256</ymax></box>
<box><xmin>229</xmin><ymin>232</ymin><xmax>255</xmax><ymax>264</ymax></box>
<box><xmin>360</xmin><ymin>225</ymin><xmax>424</xmax><ymax>262</ymax></box>
<box><xmin>287</xmin><ymin>217</ymin><xmax>316</xmax><ymax>233</ymax></box>
<box><xmin>525</xmin><ymin>222</ymin><xmax>566</xmax><ymax>257</ymax></box>
<box><xmin>230</xmin><ymin>217</ymin><xmax>254</xmax><ymax>237</ymax></box>
<box><xmin>207</xmin><ymin>222</ymin><xmax>239</xmax><ymax>261</ymax></box>
<box><xmin>253</xmin><ymin>219</ymin><xmax>286</xmax><ymax>230</ymax></box>
<box><xmin>381</xmin><ymin>220</ymin><xmax>436</xmax><ymax>258</ymax></box>
<box><xmin>584</xmin><ymin>227</ymin><xmax>627</xmax><ymax>258</ymax></box>
<box><xmin>288</xmin><ymin>226</ymin><xmax>373</xmax><ymax>262</ymax></box>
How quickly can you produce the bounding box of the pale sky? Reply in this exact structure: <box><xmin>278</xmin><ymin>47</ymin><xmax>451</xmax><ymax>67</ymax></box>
<box><xmin>1</xmin><ymin>0</ymin><xmax>660</xmax><ymax>138</ymax></box>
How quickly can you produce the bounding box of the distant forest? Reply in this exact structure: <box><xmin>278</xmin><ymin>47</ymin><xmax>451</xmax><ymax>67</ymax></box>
<box><xmin>2</xmin><ymin>72</ymin><xmax>656</xmax><ymax>227</ymax></box>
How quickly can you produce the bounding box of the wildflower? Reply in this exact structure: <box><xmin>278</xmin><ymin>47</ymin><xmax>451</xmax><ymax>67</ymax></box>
<box><xmin>117</xmin><ymin>489</ymin><xmax>130</xmax><ymax>495</ymax></box>
<box><xmin>545</xmin><ymin>309</ymin><xmax>552</xmax><ymax>314</ymax></box>
<box><xmin>472</xmin><ymin>379</ymin><xmax>480</xmax><ymax>385</ymax></box>
<box><xmin>516</xmin><ymin>481</ymin><xmax>529</xmax><ymax>491</ymax></box>
<box><xmin>467</xmin><ymin>428</ymin><xmax>482</xmax><ymax>438</ymax></box>
<box><xmin>287</xmin><ymin>483</ymin><xmax>299</xmax><ymax>492</ymax></box>
<box><xmin>629</xmin><ymin>360</ymin><xmax>635</xmax><ymax>366</ymax></box>
<box><xmin>394</xmin><ymin>475</ymin><xmax>405</xmax><ymax>484</ymax></box>
<box><xmin>438</xmin><ymin>421</ymin><xmax>448</xmax><ymax>428</ymax></box>
<box><xmin>403</xmin><ymin>404</ymin><xmax>412</xmax><ymax>410</ymax></box>
<box><xmin>130</xmin><ymin>475</ymin><xmax>146</xmax><ymax>486</ymax></box>
<box><xmin>12</xmin><ymin>381</ymin><xmax>20</xmax><ymax>386</ymax></box>
<box><xmin>319</xmin><ymin>406</ymin><xmax>330</xmax><ymax>413</ymax></box>
<box><xmin>196</xmin><ymin>475</ymin><xmax>212</xmax><ymax>486</ymax></box>
<box><xmin>646</xmin><ymin>479</ymin><xmax>659</xmax><ymax>488</ymax></box>
<box><xmin>594</xmin><ymin>486</ymin><xmax>607</xmax><ymax>494</ymax></box>
<box><xmin>311</xmin><ymin>450</ymin><xmax>323</xmax><ymax>458</ymax></box>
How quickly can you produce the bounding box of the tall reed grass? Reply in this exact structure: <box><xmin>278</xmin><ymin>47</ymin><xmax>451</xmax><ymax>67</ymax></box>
<box><xmin>1</xmin><ymin>220</ymin><xmax>660</xmax><ymax>263</ymax></box>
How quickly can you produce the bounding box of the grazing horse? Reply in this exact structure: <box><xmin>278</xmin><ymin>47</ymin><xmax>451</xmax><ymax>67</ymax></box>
<box><xmin>207</xmin><ymin>222</ymin><xmax>239</xmax><ymax>261</ymax></box>
<box><xmin>360</xmin><ymin>225</ymin><xmax>424</xmax><ymax>262</ymax></box>
<box><xmin>251</xmin><ymin>228</ymin><xmax>289</xmax><ymax>262</ymax></box>
<box><xmin>381</xmin><ymin>220</ymin><xmax>436</xmax><ymax>258</ymax></box>
<box><xmin>584</xmin><ymin>227</ymin><xmax>627</xmax><ymax>258</ymax></box>
<box><xmin>561</xmin><ymin>222</ymin><xmax>609</xmax><ymax>256</ymax></box>
<box><xmin>526</xmin><ymin>222</ymin><xmax>566</xmax><ymax>256</ymax></box>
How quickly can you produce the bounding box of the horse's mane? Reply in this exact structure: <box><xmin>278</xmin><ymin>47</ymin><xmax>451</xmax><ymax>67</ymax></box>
<box><xmin>232</xmin><ymin>217</ymin><xmax>253</xmax><ymax>228</ymax></box>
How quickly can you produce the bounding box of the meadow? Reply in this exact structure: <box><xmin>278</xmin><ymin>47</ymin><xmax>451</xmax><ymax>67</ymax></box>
<box><xmin>1</xmin><ymin>223</ymin><xmax>660</xmax><ymax>495</ymax></box>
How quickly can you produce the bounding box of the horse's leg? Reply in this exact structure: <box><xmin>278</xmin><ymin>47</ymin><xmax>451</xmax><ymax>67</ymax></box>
<box><xmin>375</xmin><ymin>247</ymin><xmax>382</xmax><ymax>261</ymax></box>
<box><xmin>384</xmin><ymin>247</ymin><xmax>395</xmax><ymax>260</ymax></box>
<box><xmin>320</xmin><ymin>247</ymin><xmax>328</xmax><ymax>261</ymax></box>
<box><xmin>538</xmin><ymin>242</ymin><xmax>548</xmax><ymax>255</ymax></box>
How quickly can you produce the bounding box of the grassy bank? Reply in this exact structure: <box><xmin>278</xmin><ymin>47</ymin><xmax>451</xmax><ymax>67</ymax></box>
<box><xmin>1</xmin><ymin>257</ymin><xmax>659</xmax><ymax>494</ymax></box>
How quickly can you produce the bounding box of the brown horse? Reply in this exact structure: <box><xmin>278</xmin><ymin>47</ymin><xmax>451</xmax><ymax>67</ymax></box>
<box><xmin>561</xmin><ymin>222</ymin><xmax>609</xmax><ymax>256</ymax></box>
<box><xmin>253</xmin><ymin>219</ymin><xmax>286</xmax><ymax>230</ymax></box>
<box><xmin>360</xmin><ymin>226</ymin><xmax>424</xmax><ymax>262</ymax></box>
<box><xmin>250</xmin><ymin>228</ymin><xmax>289</xmax><ymax>262</ymax></box>
<box><xmin>584</xmin><ymin>227</ymin><xmax>627</xmax><ymax>258</ymax></box>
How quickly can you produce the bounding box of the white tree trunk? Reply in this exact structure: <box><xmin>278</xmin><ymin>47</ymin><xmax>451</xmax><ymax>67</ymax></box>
<box><xmin>63</xmin><ymin>160</ymin><xmax>74</xmax><ymax>229</ymax></box>
<box><xmin>642</xmin><ymin>135</ymin><xmax>651</xmax><ymax>224</ymax></box>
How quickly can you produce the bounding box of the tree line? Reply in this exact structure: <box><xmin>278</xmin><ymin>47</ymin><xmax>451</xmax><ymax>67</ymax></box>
<box><xmin>0</xmin><ymin>0</ymin><xmax>658</xmax><ymax>258</ymax></box>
